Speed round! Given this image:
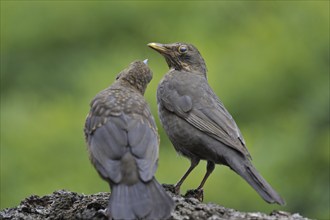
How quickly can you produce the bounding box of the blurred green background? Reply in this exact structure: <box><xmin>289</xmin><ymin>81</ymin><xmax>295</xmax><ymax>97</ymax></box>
<box><xmin>1</xmin><ymin>1</ymin><xmax>329</xmax><ymax>219</ymax></box>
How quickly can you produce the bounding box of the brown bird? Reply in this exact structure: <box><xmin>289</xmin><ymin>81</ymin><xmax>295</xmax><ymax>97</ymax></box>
<box><xmin>84</xmin><ymin>60</ymin><xmax>174</xmax><ymax>219</ymax></box>
<box><xmin>148</xmin><ymin>42</ymin><xmax>285</xmax><ymax>205</ymax></box>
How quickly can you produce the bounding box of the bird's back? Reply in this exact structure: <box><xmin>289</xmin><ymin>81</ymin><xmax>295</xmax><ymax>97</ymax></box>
<box><xmin>85</xmin><ymin>60</ymin><xmax>174</xmax><ymax>219</ymax></box>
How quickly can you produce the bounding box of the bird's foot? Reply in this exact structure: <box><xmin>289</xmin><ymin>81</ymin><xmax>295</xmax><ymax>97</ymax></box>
<box><xmin>162</xmin><ymin>183</ymin><xmax>181</xmax><ymax>195</ymax></box>
<box><xmin>184</xmin><ymin>188</ymin><xmax>204</xmax><ymax>202</ymax></box>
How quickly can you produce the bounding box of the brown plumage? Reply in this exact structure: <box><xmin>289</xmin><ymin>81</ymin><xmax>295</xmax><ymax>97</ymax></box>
<box><xmin>84</xmin><ymin>60</ymin><xmax>174</xmax><ymax>220</ymax></box>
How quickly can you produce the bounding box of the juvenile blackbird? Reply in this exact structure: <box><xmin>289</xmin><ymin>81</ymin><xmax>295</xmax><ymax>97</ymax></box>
<box><xmin>148</xmin><ymin>42</ymin><xmax>285</xmax><ymax>205</ymax></box>
<box><xmin>84</xmin><ymin>60</ymin><xmax>174</xmax><ymax>220</ymax></box>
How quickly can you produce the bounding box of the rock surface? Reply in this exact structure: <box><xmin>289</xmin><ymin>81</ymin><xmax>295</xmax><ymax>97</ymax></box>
<box><xmin>1</xmin><ymin>185</ymin><xmax>310</xmax><ymax>220</ymax></box>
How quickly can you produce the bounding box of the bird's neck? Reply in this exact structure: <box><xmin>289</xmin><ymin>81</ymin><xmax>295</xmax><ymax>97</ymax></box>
<box><xmin>174</xmin><ymin>64</ymin><xmax>207</xmax><ymax>78</ymax></box>
<box><xmin>190</xmin><ymin>65</ymin><xmax>207</xmax><ymax>77</ymax></box>
<box><xmin>119</xmin><ymin>79</ymin><xmax>146</xmax><ymax>95</ymax></box>
<box><xmin>192</xmin><ymin>58</ymin><xmax>208</xmax><ymax>77</ymax></box>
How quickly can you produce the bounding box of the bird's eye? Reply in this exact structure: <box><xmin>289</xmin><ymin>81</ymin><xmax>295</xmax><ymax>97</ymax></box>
<box><xmin>178</xmin><ymin>45</ymin><xmax>188</xmax><ymax>54</ymax></box>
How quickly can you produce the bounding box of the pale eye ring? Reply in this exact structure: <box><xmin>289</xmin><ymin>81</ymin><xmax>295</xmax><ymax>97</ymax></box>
<box><xmin>178</xmin><ymin>45</ymin><xmax>188</xmax><ymax>54</ymax></box>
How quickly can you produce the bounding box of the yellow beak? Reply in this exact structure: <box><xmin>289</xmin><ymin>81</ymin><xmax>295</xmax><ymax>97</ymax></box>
<box><xmin>147</xmin><ymin>42</ymin><xmax>168</xmax><ymax>53</ymax></box>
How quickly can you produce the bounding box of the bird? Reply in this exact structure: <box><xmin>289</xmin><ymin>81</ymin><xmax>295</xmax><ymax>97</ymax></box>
<box><xmin>148</xmin><ymin>42</ymin><xmax>285</xmax><ymax>205</ymax></box>
<box><xmin>84</xmin><ymin>60</ymin><xmax>174</xmax><ymax>220</ymax></box>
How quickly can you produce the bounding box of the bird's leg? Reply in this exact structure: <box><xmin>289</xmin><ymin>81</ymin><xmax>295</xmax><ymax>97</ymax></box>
<box><xmin>173</xmin><ymin>158</ymin><xmax>200</xmax><ymax>195</ymax></box>
<box><xmin>185</xmin><ymin>161</ymin><xmax>215</xmax><ymax>201</ymax></box>
<box><xmin>197</xmin><ymin>161</ymin><xmax>215</xmax><ymax>190</ymax></box>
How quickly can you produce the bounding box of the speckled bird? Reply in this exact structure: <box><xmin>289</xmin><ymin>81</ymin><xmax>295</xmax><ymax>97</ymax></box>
<box><xmin>148</xmin><ymin>42</ymin><xmax>285</xmax><ymax>205</ymax></box>
<box><xmin>84</xmin><ymin>60</ymin><xmax>174</xmax><ymax>220</ymax></box>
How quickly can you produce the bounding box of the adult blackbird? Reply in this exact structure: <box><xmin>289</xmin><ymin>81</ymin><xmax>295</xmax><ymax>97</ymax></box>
<box><xmin>148</xmin><ymin>42</ymin><xmax>285</xmax><ymax>205</ymax></box>
<box><xmin>84</xmin><ymin>60</ymin><xmax>174</xmax><ymax>220</ymax></box>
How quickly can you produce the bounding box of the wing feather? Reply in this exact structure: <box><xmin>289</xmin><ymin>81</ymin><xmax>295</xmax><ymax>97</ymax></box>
<box><xmin>159</xmin><ymin>76</ymin><xmax>250</xmax><ymax>158</ymax></box>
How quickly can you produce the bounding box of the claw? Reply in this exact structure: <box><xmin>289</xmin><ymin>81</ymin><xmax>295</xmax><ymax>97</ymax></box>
<box><xmin>184</xmin><ymin>188</ymin><xmax>204</xmax><ymax>202</ymax></box>
<box><xmin>174</xmin><ymin>184</ymin><xmax>181</xmax><ymax>195</ymax></box>
<box><xmin>162</xmin><ymin>183</ymin><xmax>180</xmax><ymax>195</ymax></box>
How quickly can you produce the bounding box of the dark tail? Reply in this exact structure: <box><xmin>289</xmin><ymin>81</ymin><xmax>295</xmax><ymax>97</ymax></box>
<box><xmin>108</xmin><ymin>178</ymin><xmax>174</xmax><ymax>220</ymax></box>
<box><xmin>228</xmin><ymin>156</ymin><xmax>285</xmax><ymax>205</ymax></box>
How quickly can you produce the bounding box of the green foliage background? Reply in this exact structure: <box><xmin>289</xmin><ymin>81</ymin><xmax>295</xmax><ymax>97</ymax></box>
<box><xmin>1</xmin><ymin>1</ymin><xmax>329</xmax><ymax>219</ymax></box>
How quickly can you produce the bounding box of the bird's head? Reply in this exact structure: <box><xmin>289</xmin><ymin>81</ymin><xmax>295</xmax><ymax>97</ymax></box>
<box><xmin>116</xmin><ymin>59</ymin><xmax>152</xmax><ymax>94</ymax></box>
<box><xmin>148</xmin><ymin>42</ymin><xmax>207</xmax><ymax>76</ymax></box>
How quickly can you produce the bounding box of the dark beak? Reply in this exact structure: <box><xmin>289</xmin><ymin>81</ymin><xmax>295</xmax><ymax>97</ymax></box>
<box><xmin>147</xmin><ymin>42</ymin><xmax>169</xmax><ymax>54</ymax></box>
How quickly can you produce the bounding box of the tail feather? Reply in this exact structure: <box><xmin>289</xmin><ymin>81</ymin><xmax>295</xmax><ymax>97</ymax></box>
<box><xmin>108</xmin><ymin>178</ymin><xmax>174</xmax><ymax>220</ymax></box>
<box><xmin>228</xmin><ymin>156</ymin><xmax>285</xmax><ymax>205</ymax></box>
<box><xmin>245</xmin><ymin>164</ymin><xmax>285</xmax><ymax>205</ymax></box>
<box><xmin>147</xmin><ymin>179</ymin><xmax>174</xmax><ymax>219</ymax></box>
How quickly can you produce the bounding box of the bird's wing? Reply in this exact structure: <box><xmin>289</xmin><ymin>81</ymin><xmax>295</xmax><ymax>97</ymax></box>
<box><xmin>159</xmin><ymin>79</ymin><xmax>250</xmax><ymax>158</ymax></box>
<box><xmin>85</xmin><ymin>94</ymin><xmax>159</xmax><ymax>184</ymax></box>
<box><xmin>186</xmin><ymin>107</ymin><xmax>250</xmax><ymax>158</ymax></box>
<box><xmin>213</xmin><ymin>98</ymin><xmax>247</xmax><ymax>147</ymax></box>
<box><xmin>126</xmin><ymin>113</ymin><xmax>159</xmax><ymax>182</ymax></box>
<box><xmin>86</xmin><ymin>115</ymin><xmax>128</xmax><ymax>183</ymax></box>
<box><xmin>158</xmin><ymin>87</ymin><xmax>193</xmax><ymax>114</ymax></box>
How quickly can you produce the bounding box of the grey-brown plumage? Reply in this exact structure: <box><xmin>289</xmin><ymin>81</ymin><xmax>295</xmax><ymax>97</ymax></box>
<box><xmin>84</xmin><ymin>60</ymin><xmax>174</xmax><ymax>220</ymax></box>
<box><xmin>148</xmin><ymin>42</ymin><xmax>285</xmax><ymax>205</ymax></box>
